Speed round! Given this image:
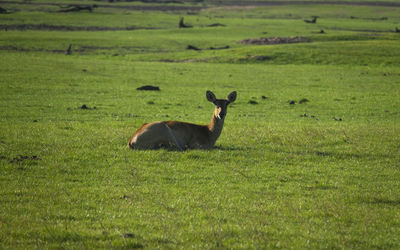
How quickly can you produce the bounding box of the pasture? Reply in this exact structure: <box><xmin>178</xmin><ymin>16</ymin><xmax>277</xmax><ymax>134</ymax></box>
<box><xmin>1</xmin><ymin>0</ymin><xmax>400</xmax><ymax>248</ymax></box>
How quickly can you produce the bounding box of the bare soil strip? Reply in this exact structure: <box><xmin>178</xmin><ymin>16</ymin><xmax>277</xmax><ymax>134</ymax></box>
<box><xmin>0</xmin><ymin>1</ymin><xmax>204</xmax><ymax>11</ymax></box>
<box><xmin>2</xmin><ymin>0</ymin><xmax>400</xmax><ymax>12</ymax></box>
<box><xmin>239</xmin><ymin>36</ymin><xmax>310</xmax><ymax>45</ymax></box>
<box><xmin>205</xmin><ymin>1</ymin><xmax>400</xmax><ymax>7</ymax></box>
<box><xmin>0</xmin><ymin>24</ymin><xmax>159</xmax><ymax>31</ymax></box>
<box><xmin>0</xmin><ymin>44</ymin><xmax>151</xmax><ymax>54</ymax></box>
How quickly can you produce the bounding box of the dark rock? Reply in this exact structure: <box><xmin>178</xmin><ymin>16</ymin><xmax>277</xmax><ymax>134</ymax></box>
<box><xmin>209</xmin><ymin>45</ymin><xmax>230</xmax><ymax>50</ymax></box>
<box><xmin>299</xmin><ymin>98</ymin><xmax>309</xmax><ymax>104</ymax></box>
<box><xmin>123</xmin><ymin>233</ymin><xmax>135</xmax><ymax>238</ymax></box>
<box><xmin>206</xmin><ymin>23</ymin><xmax>226</xmax><ymax>27</ymax></box>
<box><xmin>0</xmin><ymin>7</ymin><xmax>9</xmax><ymax>14</ymax></box>
<box><xmin>187</xmin><ymin>45</ymin><xmax>201</xmax><ymax>51</ymax></box>
<box><xmin>136</xmin><ymin>85</ymin><xmax>160</xmax><ymax>91</ymax></box>
<box><xmin>179</xmin><ymin>17</ymin><xmax>192</xmax><ymax>28</ymax></box>
<box><xmin>304</xmin><ymin>16</ymin><xmax>318</xmax><ymax>24</ymax></box>
<box><xmin>58</xmin><ymin>5</ymin><xmax>97</xmax><ymax>13</ymax></box>
<box><xmin>10</xmin><ymin>155</ymin><xmax>41</xmax><ymax>164</ymax></box>
<box><xmin>65</xmin><ymin>44</ymin><xmax>72</xmax><ymax>55</ymax></box>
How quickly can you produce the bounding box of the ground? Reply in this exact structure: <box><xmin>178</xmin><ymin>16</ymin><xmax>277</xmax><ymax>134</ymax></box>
<box><xmin>0</xmin><ymin>0</ymin><xmax>400</xmax><ymax>248</ymax></box>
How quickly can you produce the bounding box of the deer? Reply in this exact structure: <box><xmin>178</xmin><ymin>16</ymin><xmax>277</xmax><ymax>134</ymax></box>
<box><xmin>128</xmin><ymin>90</ymin><xmax>237</xmax><ymax>150</ymax></box>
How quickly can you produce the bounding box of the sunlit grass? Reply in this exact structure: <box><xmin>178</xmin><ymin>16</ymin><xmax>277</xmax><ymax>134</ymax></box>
<box><xmin>1</xmin><ymin>1</ymin><xmax>400</xmax><ymax>248</ymax></box>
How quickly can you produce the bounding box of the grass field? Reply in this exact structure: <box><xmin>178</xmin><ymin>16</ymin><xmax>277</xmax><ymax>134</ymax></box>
<box><xmin>1</xmin><ymin>0</ymin><xmax>400</xmax><ymax>248</ymax></box>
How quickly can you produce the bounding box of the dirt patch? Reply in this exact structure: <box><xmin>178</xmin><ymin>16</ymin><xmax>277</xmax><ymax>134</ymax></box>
<box><xmin>239</xmin><ymin>36</ymin><xmax>310</xmax><ymax>45</ymax></box>
<box><xmin>204</xmin><ymin>1</ymin><xmax>400</xmax><ymax>8</ymax></box>
<box><xmin>236</xmin><ymin>55</ymin><xmax>273</xmax><ymax>63</ymax></box>
<box><xmin>1</xmin><ymin>1</ymin><xmax>204</xmax><ymax>12</ymax></box>
<box><xmin>0</xmin><ymin>45</ymin><xmax>65</xmax><ymax>53</ymax></box>
<box><xmin>299</xmin><ymin>98</ymin><xmax>309</xmax><ymax>104</ymax></box>
<box><xmin>94</xmin><ymin>3</ymin><xmax>203</xmax><ymax>11</ymax></box>
<box><xmin>187</xmin><ymin>45</ymin><xmax>201</xmax><ymax>51</ymax></box>
<box><xmin>329</xmin><ymin>27</ymin><xmax>394</xmax><ymax>33</ymax></box>
<box><xmin>122</xmin><ymin>233</ymin><xmax>135</xmax><ymax>239</ymax></box>
<box><xmin>186</xmin><ymin>44</ymin><xmax>230</xmax><ymax>51</ymax></box>
<box><xmin>80</xmin><ymin>104</ymin><xmax>97</xmax><ymax>110</ymax></box>
<box><xmin>248</xmin><ymin>100</ymin><xmax>258</xmax><ymax>105</ymax></box>
<box><xmin>206</xmin><ymin>23</ymin><xmax>226</xmax><ymax>27</ymax></box>
<box><xmin>0</xmin><ymin>44</ymin><xmax>150</xmax><ymax>54</ymax></box>
<box><xmin>304</xmin><ymin>16</ymin><xmax>318</xmax><ymax>24</ymax></box>
<box><xmin>0</xmin><ymin>6</ymin><xmax>10</xmax><ymax>14</ymax></box>
<box><xmin>3</xmin><ymin>0</ymin><xmax>400</xmax><ymax>14</ymax></box>
<box><xmin>95</xmin><ymin>0</ymin><xmax>185</xmax><ymax>3</ymax></box>
<box><xmin>10</xmin><ymin>155</ymin><xmax>41</xmax><ymax>164</ymax></box>
<box><xmin>159</xmin><ymin>56</ymin><xmax>217</xmax><ymax>63</ymax></box>
<box><xmin>0</xmin><ymin>24</ymin><xmax>159</xmax><ymax>31</ymax></box>
<box><xmin>300</xmin><ymin>113</ymin><xmax>318</xmax><ymax>120</ymax></box>
<box><xmin>58</xmin><ymin>4</ymin><xmax>98</xmax><ymax>13</ymax></box>
<box><xmin>183</xmin><ymin>57</ymin><xmax>217</xmax><ymax>63</ymax></box>
<box><xmin>288</xmin><ymin>98</ymin><xmax>310</xmax><ymax>105</ymax></box>
<box><xmin>249</xmin><ymin>55</ymin><xmax>272</xmax><ymax>61</ymax></box>
<box><xmin>209</xmin><ymin>45</ymin><xmax>230</xmax><ymax>50</ymax></box>
<box><xmin>350</xmin><ymin>16</ymin><xmax>388</xmax><ymax>21</ymax></box>
<box><xmin>206</xmin><ymin>5</ymin><xmax>258</xmax><ymax>12</ymax></box>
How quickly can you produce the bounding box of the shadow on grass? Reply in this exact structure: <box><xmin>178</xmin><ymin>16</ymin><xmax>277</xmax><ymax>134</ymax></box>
<box><xmin>128</xmin><ymin>145</ymin><xmax>249</xmax><ymax>152</ymax></box>
<box><xmin>270</xmin><ymin>147</ymin><xmax>392</xmax><ymax>161</ymax></box>
<box><xmin>362</xmin><ymin>197</ymin><xmax>400</xmax><ymax>206</ymax></box>
<box><xmin>213</xmin><ymin>145</ymin><xmax>251</xmax><ymax>151</ymax></box>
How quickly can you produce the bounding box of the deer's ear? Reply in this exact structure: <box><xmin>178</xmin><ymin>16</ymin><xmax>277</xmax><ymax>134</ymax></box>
<box><xmin>227</xmin><ymin>91</ymin><xmax>237</xmax><ymax>103</ymax></box>
<box><xmin>206</xmin><ymin>90</ymin><xmax>216</xmax><ymax>103</ymax></box>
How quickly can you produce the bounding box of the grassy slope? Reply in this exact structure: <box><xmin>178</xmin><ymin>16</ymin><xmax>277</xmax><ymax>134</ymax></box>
<box><xmin>1</xmin><ymin>1</ymin><xmax>400</xmax><ymax>249</ymax></box>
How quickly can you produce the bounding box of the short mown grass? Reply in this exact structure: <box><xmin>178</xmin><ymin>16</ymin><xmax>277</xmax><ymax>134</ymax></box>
<box><xmin>1</xmin><ymin>1</ymin><xmax>400</xmax><ymax>249</ymax></box>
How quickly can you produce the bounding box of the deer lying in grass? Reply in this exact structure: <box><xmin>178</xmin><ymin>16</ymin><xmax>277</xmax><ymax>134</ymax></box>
<box><xmin>128</xmin><ymin>90</ymin><xmax>237</xmax><ymax>150</ymax></box>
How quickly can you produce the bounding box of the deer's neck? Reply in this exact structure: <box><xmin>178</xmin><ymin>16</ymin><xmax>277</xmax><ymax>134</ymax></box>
<box><xmin>207</xmin><ymin>114</ymin><xmax>225</xmax><ymax>144</ymax></box>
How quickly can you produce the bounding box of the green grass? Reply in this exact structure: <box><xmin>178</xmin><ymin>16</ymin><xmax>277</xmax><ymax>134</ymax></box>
<box><xmin>1</xmin><ymin>1</ymin><xmax>400</xmax><ymax>249</ymax></box>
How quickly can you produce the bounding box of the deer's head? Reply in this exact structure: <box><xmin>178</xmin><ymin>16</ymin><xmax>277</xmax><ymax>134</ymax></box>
<box><xmin>206</xmin><ymin>90</ymin><xmax>237</xmax><ymax>120</ymax></box>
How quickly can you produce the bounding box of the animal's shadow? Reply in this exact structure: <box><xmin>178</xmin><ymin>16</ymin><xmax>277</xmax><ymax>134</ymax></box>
<box><xmin>131</xmin><ymin>144</ymin><xmax>247</xmax><ymax>152</ymax></box>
